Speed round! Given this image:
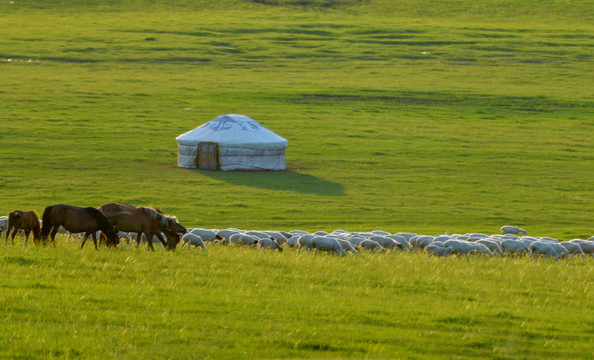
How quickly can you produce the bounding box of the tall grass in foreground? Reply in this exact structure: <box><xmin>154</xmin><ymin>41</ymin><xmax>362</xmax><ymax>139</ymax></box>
<box><xmin>1</xmin><ymin>238</ymin><xmax>592</xmax><ymax>359</ymax></box>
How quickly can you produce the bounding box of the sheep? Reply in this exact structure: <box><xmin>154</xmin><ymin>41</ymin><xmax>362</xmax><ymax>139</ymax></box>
<box><xmin>570</xmin><ymin>239</ymin><xmax>594</xmax><ymax>256</ymax></box>
<box><xmin>181</xmin><ymin>233</ymin><xmax>206</xmax><ymax>251</ymax></box>
<box><xmin>548</xmin><ymin>242</ymin><xmax>569</xmax><ymax>259</ymax></box>
<box><xmin>433</xmin><ymin>235</ymin><xmax>452</xmax><ymax>243</ymax></box>
<box><xmin>257</xmin><ymin>238</ymin><xmax>283</xmax><ymax>252</ymax></box>
<box><xmin>263</xmin><ymin>231</ymin><xmax>289</xmax><ymax>244</ymax></box>
<box><xmin>500</xmin><ymin>225</ymin><xmax>527</xmax><ymax>236</ymax></box>
<box><xmin>245</xmin><ymin>230</ymin><xmax>271</xmax><ymax>240</ymax></box>
<box><xmin>559</xmin><ymin>242</ymin><xmax>585</xmax><ymax>258</ymax></box>
<box><xmin>215</xmin><ymin>229</ymin><xmax>241</xmax><ymax>244</ymax></box>
<box><xmin>467</xmin><ymin>243</ymin><xmax>494</xmax><ymax>257</ymax></box>
<box><xmin>386</xmin><ymin>235</ymin><xmax>411</xmax><ymax>251</ymax></box>
<box><xmin>229</xmin><ymin>233</ymin><xmax>259</xmax><ymax>247</ymax></box>
<box><xmin>529</xmin><ymin>241</ymin><xmax>562</xmax><ymax>261</ymax></box>
<box><xmin>476</xmin><ymin>239</ymin><xmax>503</xmax><ymax>256</ymax></box>
<box><xmin>346</xmin><ymin>236</ymin><xmax>366</xmax><ymax>247</ymax></box>
<box><xmin>500</xmin><ymin>240</ymin><xmax>529</xmax><ymax>257</ymax></box>
<box><xmin>415</xmin><ymin>236</ymin><xmax>435</xmax><ymax>250</ymax></box>
<box><xmin>357</xmin><ymin>239</ymin><xmax>385</xmax><ymax>252</ymax></box>
<box><xmin>425</xmin><ymin>244</ymin><xmax>454</xmax><ymax>258</ymax></box>
<box><xmin>465</xmin><ymin>233</ymin><xmax>489</xmax><ymax>241</ymax></box>
<box><xmin>395</xmin><ymin>232</ymin><xmax>417</xmax><ymax>241</ymax></box>
<box><xmin>286</xmin><ymin>236</ymin><xmax>299</xmax><ymax>248</ymax></box>
<box><xmin>409</xmin><ymin>235</ymin><xmax>434</xmax><ymax>251</ymax></box>
<box><xmin>335</xmin><ymin>238</ymin><xmax>358</xmax><ymax>254</ymax></box>
<box><xmin>0</xmin><ymin>216</ymin><xmax>8</xmax><ymax>235</ymax></box>
<box><xmin>443</xmin><ymin>240</ymin><xmax>474</xmax><ymax>259</ymax></box>
<box><xmin>296</xmin><ymin>234</ymin><xmax>314</xmax><ymax>254</ymax></box>
<box><xmin>310</xmin><ymin>236</ymin><xmax>345</xmax><ymax>255</ymax></box>
<box><xmin>188</xmin><ymin>228</ymin><xmax>218</xmax><ymax>244</ymax></box>
<box><xmin>368</xmin><ymin>235</ymin><xmax>404</xmax><ymax>252</ymax></box>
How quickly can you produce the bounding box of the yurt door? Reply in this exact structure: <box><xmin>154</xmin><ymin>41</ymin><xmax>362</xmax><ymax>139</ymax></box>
<box><xmin>197</xmin><ymin>142</ymin><xmax>219</xmax><ymax>170</ymax></box>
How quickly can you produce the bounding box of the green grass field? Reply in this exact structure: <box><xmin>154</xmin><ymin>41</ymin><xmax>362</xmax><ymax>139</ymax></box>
<box><xmin>1</xmin><ymin>0</ymin><xmax>593</xmax><ymax>358</ymax></box>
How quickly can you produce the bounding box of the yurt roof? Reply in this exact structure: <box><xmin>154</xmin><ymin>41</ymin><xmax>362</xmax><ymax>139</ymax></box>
<box><xmin>176</xmin><ymin>114</ymin><xmax>288</xmax><ymax>149</ymax></box>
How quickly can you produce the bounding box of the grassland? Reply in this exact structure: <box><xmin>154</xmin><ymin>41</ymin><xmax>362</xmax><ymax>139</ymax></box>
<box><xmin>1</xmin><ymin>0</ymin><xmax>593</xmax><ymax>358</ymax></box>
<box><xmin>2</xmin><ymin>239</ymin><xmax>594</xmax><ymax>359</ymax></box>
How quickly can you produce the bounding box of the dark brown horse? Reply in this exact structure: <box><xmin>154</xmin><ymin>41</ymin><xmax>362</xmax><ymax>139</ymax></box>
<box><xmin>5</xmin><ymin>210</ymin><xmax>41</xmax><ymax>246</ymax></box>
<box><xmin>99</xmin><ymin>203</ymin><xmax>186</xmax><ymax>251</ymax></box>
<box><xmin>41</xmin><ymin>204</ymin><xmax>120</xmax><ymax>249</ymax></box>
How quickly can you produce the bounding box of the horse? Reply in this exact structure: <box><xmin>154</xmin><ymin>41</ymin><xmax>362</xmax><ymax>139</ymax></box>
<box><xmin>40</xmin><ymin>204</ymin><xmax>120</xmax><ymax>249</ymax></box>
<box><xmin>99</xmin><ymin>203</ymin><xmax>186</xmax><ymax>251</ymax></box>
<box><xmin>5</xmin><ymin>210</ymin><xmax>41</xmax><ymax>246</ymax></box>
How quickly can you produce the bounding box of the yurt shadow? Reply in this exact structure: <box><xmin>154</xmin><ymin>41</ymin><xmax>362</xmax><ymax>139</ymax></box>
<box><xmin>195</xmin><ymin>169</ymin><xmax>344</xmax><ymax>196</ymax></box>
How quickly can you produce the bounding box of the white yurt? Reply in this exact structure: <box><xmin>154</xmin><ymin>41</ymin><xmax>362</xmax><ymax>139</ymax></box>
<box><xmin>176</xmin><ymin>114</ymin><xmax>288</xmax><ymax>171</ymax></box>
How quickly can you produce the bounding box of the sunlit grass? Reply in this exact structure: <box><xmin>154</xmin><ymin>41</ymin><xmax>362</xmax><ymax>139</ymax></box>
<box><xmin>1</xmin><ymin>238</ymin><xmax>593</xmax><ymax>358</ymax></box>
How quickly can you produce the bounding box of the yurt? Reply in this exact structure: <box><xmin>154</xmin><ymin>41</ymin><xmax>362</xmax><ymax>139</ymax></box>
<box><xmin>176</xmin><ymin>114</ymin><xmax>288</xmax><ymax>171</ymax></box>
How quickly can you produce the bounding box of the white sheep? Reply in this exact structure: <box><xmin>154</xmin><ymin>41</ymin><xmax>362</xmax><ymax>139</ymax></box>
<box><xmin>570</xmin><ymin>240</ymin><xmax>594</xmax><ymax>256</ymax></box>
<box><xmin>500</xmin><ymin>240</ymin><xmax>529</xmax><ymax>257</ymax></box>
<box><xmin>310</xmin><ymin>236</ymin><xmax>345</xmax><ymax>255</ymax></box>
<box><xmin>548</xmin><ymin>242</ymin><xmax>569</xmax><ymax>259</ymax></box>
<box><xmin>257</xmin><ymin>238</ymin><xmax>283</xmax><ymax>252</ymax></box>
<box><xmin>395</xmin><ymin>232</ymin><xmax>417</xmax><ymax>241</ymax></box>
<box><xmin>286</xmin><ymin>236</ymin><xmax>299</xmax><ymax>248</ymax></box>
<box><xmin>0</xmin><ymin>216</ymin><xmax>8</xmax><ymax>234</ymax></box>
<box><xmin>245</xmin><ymin>230</ymin><xmax>272</xmax><ymax>240</ymax></box>
<box><xmin>476</xmin><ymin>239</ymin><xmax>503</xmax><ymax>256</ymax></box>
<box><xmin>409</xmin><ymin>235</ymin><xmax>434</xmax><ymax>251</ymax></box>
<box><xmin>425</xmin><ymin>244</ymin><xmax>454</xmax><ymax>258</ymax></box>
<box><xmin>188</xmin><ymin>228</ymin><xmax>218</xmax><ymax>244</ymax></box>
<box><xmin>357</xmin><ymin>239</ymin><xmax>385</xmax><ymax>252</ymax></box>
<box><xmin>368</xmin><ymin>235</ymin><xmax>404</xmax><ymax>252</ymax></box>
<box><xmin>215</xmin><ymin>229</ymin><xmax>241</xmax><ymax>244</ymax></box>
<box><xmin>559</xmin><ymin>242</ymin><xmax>585</xmax><ymax>258</ymax></box>
<box><xmin>346</xmin><ymin>236</ymin><xmax>366</xmax><ymax>247</ymax></box>
<box><xmin>467</xmin><ymin>243</ymin><xmax>494</xmax><ymax>257</ymax></box>
<box><xmin>296</xmin><ymin>234</ymin><xmax>314</xmax><ymax>254</ymax></box>
<box><xmin>443</xmin><ymin>240</ymin><xmax>474</xmax><ymax>259</ymax></box>
<box><xmin>529</xmin><ymin>241</ymin><xmax>562</xmax><ymax>261</ymax></box>
<box><xmin>500</xmin><ymin>225</ymin><xmax>527</xmax><ymax>236</ymax></box>
<box><xmin>181</xmin><ymin>233</ymin><xmax>206</xmax><ymax>251</ymax></box>
<box><xmin>229</xmin><ymin>233</ymin><xmax>259</xmax><ymax>247</ymax></box>
<box><xmin>386</xmin><ymin>235</ymin><xmax>411</xmax><ymax>251</ymax></box>
<box><xmin>263</xmin><ymin>231</ymin><xmax>289</xmax><ymax>244</ymax></box>
<box><xmin>335</xmin><ymin>238</ymin><xmax>358</xmax><ymax>254</ymax></box>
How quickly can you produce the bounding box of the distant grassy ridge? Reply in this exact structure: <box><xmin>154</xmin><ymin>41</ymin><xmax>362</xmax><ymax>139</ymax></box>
<box><xmin>1</xmin><ymin>0</ymin><xmax>593</xmax><ymax>237</ymax></box>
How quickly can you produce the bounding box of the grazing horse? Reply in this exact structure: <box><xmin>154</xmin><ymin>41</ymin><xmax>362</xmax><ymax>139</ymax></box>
<box><xmin>99</xmin><ymin>203</ymin><xmax>186</xmax><ymax>251</ymax></box>
<box><xmin>5</xmin><ymin>210</ymin><xmax>41</xmax><ymax>246</ymax></box>
<box><xmin>40</xmin><ymin>204</ymin><xmax>120</xmax><ymax>249</ymax></box>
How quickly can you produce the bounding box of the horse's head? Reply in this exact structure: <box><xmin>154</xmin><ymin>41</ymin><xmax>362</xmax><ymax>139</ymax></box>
<box><xmin>103</xmin><ymin>226</ymin><xmax>120</xmax><ymax>247</ymax></box>
<box><xmin>161</xmin><ymin>215</ymin><xmax>187</xmax><ymax>235</ymax></box>
<box><xmin>163</xmin><ymin>229</ymin><xmax>180</xmax><ymax>251</ymax></box>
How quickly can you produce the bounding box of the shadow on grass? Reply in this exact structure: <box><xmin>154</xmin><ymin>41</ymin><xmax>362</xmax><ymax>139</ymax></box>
<box><xmin>194</xmin><ymin>169</ymin><xmax>344</xmax><ymax>196</ymax></box>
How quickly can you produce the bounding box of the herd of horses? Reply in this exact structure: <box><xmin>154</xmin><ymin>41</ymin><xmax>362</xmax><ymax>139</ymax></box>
<box><xmin>3</xmin><ymin>203</ymin><xmax>187</xmax><ymax>250</ymax></box>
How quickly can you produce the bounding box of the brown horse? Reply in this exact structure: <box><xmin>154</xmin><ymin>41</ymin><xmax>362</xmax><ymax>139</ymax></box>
<box><xmin>5</xmin><ymin>210</ymin><xmax>41</xmax><ymax>246</ymax></box>
<box><xmin>99</xmin><ymin>203</ymin><xmax>186</xmax><ymax>251</ymax></box>
<box><xmin>41</xmin><ymin>204</ymin><xmax>120</xmax><ymax>249</ymax></box>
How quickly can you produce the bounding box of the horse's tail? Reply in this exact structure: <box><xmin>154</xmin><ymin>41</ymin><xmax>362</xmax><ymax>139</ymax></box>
<box><xmin>40</xmin><ymin>206</ymin><xmax>53</xmax><ymax>241</ymax></box>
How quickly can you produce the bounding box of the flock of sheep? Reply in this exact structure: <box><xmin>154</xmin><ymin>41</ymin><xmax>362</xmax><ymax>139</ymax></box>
<box><xmin>181</xmin><ymin>225</ymin><xmax>594</xmax><ymax>261</ymax></box>
<box><xmin>2</xmin><ymin>216</ymin><xmax>593</xmax><ymax>261</ymax></box>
